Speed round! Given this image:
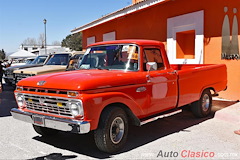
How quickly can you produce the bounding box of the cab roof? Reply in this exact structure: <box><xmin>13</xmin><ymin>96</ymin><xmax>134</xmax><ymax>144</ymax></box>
<box><xmin>87</xmin><ymin>39</ymin><xmax>164</xmax><ymax>48</ymax></box>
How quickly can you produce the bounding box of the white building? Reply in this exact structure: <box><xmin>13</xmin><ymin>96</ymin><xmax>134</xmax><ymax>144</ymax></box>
<box><xmin>19</xmin><ymin>45</ymin><xmax>70</xmax><ymax>55</ymax></box>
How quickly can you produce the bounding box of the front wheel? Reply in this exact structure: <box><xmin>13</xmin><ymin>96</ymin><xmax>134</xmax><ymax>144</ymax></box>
<box><xmin>94</xmin><ymin>106</ymin><xmax>128</xmax><ymax>153</ymax></box>
<box><xmin>33</xmin><ymin>125</ymin><xmax>59</xmax><ymax>136</ymax></box>
<box><xmin>191</xmin><ymin>89</ymin><xmax>212</xmax><ymax>118</ymax></box>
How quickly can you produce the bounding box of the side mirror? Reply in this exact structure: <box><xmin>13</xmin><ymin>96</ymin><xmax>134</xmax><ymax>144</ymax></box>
<box><xmin>146</xmin><ymin>62</ymin><xmax>157</xmax><ymax>71</ymax></box>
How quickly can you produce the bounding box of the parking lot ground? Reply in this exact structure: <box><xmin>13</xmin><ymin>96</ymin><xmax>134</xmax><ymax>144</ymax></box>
<box><xmin>0</xmin><ymin>84</ymin><xmax>240</xmax><ymax>159</ymax></box>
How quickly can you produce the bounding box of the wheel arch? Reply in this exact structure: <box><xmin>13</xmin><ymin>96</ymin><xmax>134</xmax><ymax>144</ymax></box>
<box><xmin>200</xmin><ymin>87</ymin><xmax>217</xmax><ymax>98</ymax></box>
<box><xmin>100</xmin><ymin>103</ymin><xmax>141</xmax><ymax>127</ymax></box>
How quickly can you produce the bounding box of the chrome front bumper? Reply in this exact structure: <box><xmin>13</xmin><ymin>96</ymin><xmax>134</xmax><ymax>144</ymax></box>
<box><xmin>10</xmin><ymin>108</ymin><xmax>90</xmax><ymax>134</ymax></box>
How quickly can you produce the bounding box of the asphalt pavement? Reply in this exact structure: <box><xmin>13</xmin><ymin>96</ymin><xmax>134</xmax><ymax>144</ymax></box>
<box><xmin>0</xmin><ymin>83</ymin><xmax>240</xmax><ymax>160</ymax></box>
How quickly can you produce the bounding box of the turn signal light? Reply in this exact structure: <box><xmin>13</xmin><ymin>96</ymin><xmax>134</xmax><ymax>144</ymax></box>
<box><xmin>16</xmin><ymin>86</ymin><xmax>23</xmax><ymax>92</ymax></box>
<box><xmin>67</xmin><ymin>91</ymin><xmax>79</xmax><ymax>97</ymax></box>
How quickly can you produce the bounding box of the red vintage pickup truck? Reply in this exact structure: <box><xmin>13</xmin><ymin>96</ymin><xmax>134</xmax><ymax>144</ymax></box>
<box><xmin>11</xmin><ymin>40</ymin><xmax>227</xmax><ymax>153</ymax></box>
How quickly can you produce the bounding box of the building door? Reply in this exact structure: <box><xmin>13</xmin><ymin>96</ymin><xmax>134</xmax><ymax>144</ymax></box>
<box><xmin>167</xmin><ymin>10</ymin><xmax>204</xmax><ymax>64</ymax></box>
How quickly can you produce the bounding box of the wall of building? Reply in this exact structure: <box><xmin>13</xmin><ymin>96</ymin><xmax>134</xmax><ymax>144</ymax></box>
<box><xmin>82</xmin><ymin>0</ymin><xmax>240</xmax><ymax>100</ymax></box>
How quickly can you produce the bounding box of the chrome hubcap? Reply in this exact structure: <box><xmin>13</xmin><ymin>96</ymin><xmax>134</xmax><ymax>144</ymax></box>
<box><xmin>110</xmin><ymin>117</ymin><xmax>124</xmax><ymax>144</ymax></box>
<box><xmin>202</xmin><ymin>94</ymin><xmax>210</xmax><ymax>112</ymax></box>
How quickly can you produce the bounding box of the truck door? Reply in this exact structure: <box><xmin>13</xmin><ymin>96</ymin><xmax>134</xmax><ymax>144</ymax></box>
<box><xmin>143</xmin><ymin>48</ymin><xmax>178</xmax><ymax>115</ymax></box>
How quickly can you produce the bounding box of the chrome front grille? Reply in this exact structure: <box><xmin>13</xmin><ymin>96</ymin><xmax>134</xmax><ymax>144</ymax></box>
<box><xmin>15</xmin><ymin>73</ymin><xmax>35</xmax><ymax>82</ymax></box>
<box><xmin>4</xmin><ymin>70</ymin><xmax>14</xmax><ymax>78</ymax></box>
<box><xmin>24</xmin><ymin>94</ymin><xmax>72</xmax><ymax>117</ymax></box>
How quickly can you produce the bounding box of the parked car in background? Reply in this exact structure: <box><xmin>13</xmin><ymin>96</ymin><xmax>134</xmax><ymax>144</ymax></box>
<box><xmin>10</xmin><ymin>57</ymin><xmax>35</xmax><ymax>67</ymax></box>
<box><xmin>3</xmin><ymin>55</ymin><xmax>49</xmax><ymax>86</ymax></box>
<box><xmin>14</xmin><ymin>53</ymin><xmax>72</xmax><ymax>84</ymax></box>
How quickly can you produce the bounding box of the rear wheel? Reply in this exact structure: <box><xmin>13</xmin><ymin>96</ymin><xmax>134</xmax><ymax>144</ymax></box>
<box><xmin>94</xmin><ymin>106</ymin><xmax>128</xmax><ymax>153</ymax></box>
<box><xmin>33</xmin><ymin>125</ymin><xmax>59</xmax><ymax>136</ymax></box>
<box><xmin>191</xmin><ymin>89</ymin><xmax>212</xmax><ymax>117</ymax></box>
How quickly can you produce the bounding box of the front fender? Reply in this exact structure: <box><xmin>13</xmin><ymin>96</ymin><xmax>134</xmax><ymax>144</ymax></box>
<box><xmin>81</xmin><ymin>91</ymin><xmax>147</xmax><ymax>130</ymax></box>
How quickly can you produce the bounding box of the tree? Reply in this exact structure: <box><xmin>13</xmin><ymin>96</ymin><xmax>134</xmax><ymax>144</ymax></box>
<box><xmin>22</xmin><ymin>33</ymin><xmax>64</xmax><ymax>48</ymax></box>
<box><xmin>22</xmin><ymin>37</ymin><xmax>37</xmax><ymax>46</ymax></box>
<box><xmin>0</xmin><ymin>49</ymin><xmax>6</xmax><ymax>61</ymax></box>
<box><xmin>38</xmin><ymin>33</ymin><xmax>45</xmax><ymax>48</ymax></box>
<box><xmin>61</xmin><ymin>32</ymin><xmax>82</xmax><ymax>51</ymax></box>
<box><xmin>22</xmin><ymin>33</ymin><xmax>45</xmax><ymax>47</ymax></box>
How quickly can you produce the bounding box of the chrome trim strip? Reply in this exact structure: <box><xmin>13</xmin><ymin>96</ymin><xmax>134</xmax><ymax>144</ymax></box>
<box><xmin>10</xmin><ymin>108</ymin><xmax>90</xmax><ymax>134</ymax></box>
<box><xmin>136</xmin><ymin>86</ymin><xmax>147</xmax><ymax>92</ymax></box>
<box><xmin>15</xmin><ymin>93</ymin><xmax>77</xmax><ymax>101</ymax></box>
<box><xmin>2</xmin><ymin>76</ymin><xmax>14</xmax><ymax>80</ymax></box>
<box><xmin>140</xmin><ymin>109</ymin><xmax>182</xmax><ymax>125</ymax></box>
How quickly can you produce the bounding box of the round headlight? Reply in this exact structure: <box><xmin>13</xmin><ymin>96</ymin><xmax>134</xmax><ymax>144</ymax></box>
<box><xmin>16</xmin><ymin>95</ymin><xmax>25</xmax><ymax>108</ymax></box>
<box><xmin>71</xmin><ymin>103</ymin><xmax>79</xmax><ymax>116</ymax></box>
<box><xmin>68</xmin><ymin>101</ymin><xmax>83</xmax><ymax>117</ymax></box>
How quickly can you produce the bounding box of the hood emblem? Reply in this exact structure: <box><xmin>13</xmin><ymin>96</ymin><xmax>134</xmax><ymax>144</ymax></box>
<box><xmin>37</xmin><ymin>81</ymin><xmax>46</xmax><ymax>86</ymax></box>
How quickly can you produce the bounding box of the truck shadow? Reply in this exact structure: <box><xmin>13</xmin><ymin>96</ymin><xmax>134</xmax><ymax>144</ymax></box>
<box><xmin>32</xmin><ymin>101</ymin><xmax>236</xmax><ymax>159</ymax></box>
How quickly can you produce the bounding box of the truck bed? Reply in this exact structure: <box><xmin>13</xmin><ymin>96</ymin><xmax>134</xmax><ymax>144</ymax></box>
<box><xmin>171</xmin><ymin>64</ymin><xmax>227</xmax><ymax>107</ymax></box>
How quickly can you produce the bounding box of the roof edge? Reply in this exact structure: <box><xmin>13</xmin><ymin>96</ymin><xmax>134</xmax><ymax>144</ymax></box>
<box><xmin>71</xmin><ymin>0</ymin><xmax>169</xmax><ymax>34</ymax></box>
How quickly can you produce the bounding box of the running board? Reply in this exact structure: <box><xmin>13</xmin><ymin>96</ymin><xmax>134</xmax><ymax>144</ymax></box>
<box><xmin>140</xmin><ymin>109</ymin><xmax>182</xmax><ymax>126</ymax></box>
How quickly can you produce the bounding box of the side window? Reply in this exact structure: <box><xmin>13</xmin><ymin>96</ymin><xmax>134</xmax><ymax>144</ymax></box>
<box><xmin>143</xmin><ymin>48</ymin><xmax>165</xmax><ymax>71</ymax></box>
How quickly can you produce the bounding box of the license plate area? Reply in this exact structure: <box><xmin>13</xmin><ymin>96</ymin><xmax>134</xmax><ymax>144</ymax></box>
<box><xmin>32</xmin><ymin>115</ymin><xmax>45</xmax><ymax>126</ymax></box>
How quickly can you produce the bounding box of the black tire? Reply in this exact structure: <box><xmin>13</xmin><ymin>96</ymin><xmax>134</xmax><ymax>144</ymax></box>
<box><xmin>94</xmin><ymin>106</ymin><xmax>128</xmax><ymax>153</ymax></box>
<box><xmin>33</xmin><ymin>125</ymin><xmax>59</xmax><ymax>136</ymax></box>
<box><xmin>191</xmin><ymin>89</ymin><xmax>212</xmax><ymax>118</ymax></box>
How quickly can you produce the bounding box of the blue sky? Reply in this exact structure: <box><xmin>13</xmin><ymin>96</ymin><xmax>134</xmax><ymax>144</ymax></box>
<box><xmin>0</xmin><ymin>0</ymin><xmax>131</xmax><ymax>53</ymax></box>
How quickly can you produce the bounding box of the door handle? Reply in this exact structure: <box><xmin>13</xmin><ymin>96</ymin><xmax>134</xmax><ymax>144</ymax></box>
<box><xmin>167</xmin><ymin>71</ymin><xmax>177</xmax><ymax>75</ymax></box>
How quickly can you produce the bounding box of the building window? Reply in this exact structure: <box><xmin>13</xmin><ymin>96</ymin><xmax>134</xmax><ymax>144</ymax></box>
<box><xmin>103</xmin><ymin>31</ymin><xmax>116</xmax><ymax>41</ymax></box>
<box><xmin>87</xmin><ymin>36</ymin><xmax>96</xmax><ymax>46</ymax></box>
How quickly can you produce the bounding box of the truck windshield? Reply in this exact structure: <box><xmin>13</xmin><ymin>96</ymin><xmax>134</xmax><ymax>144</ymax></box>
<box><xmin>78</xmin><ymin>44</ymin><xmax>139</xmax><ymax>71</ymax></box>
<box><xmin>31</xmin><ymin>56</ymin><xmax>47</xmax><ymax>65</ymax></box>
<box><xmin>45</xmin><ymin>54</ymin><xmax>69</xmax><ymax>65</ymax></box>
<box><xmin>25</xmin><ymin>58</ymin><xmax>35</xmax><ymax>64</ymax></box>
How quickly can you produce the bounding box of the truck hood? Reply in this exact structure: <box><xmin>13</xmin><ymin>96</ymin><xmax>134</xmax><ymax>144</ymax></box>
<box><xmin>4</xmin><ymin>64</ymin><xmax>43</xmax><ymax>72</ymax></box>
<box><xmin>17</xmin><ymin>70</ymin><xmax>147</xmax><ymax>91</ymax></box>
<box><xmin>14</xmin><ymin>65</ymin><xmax>67</xmax><ymax>75</ymax></box>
